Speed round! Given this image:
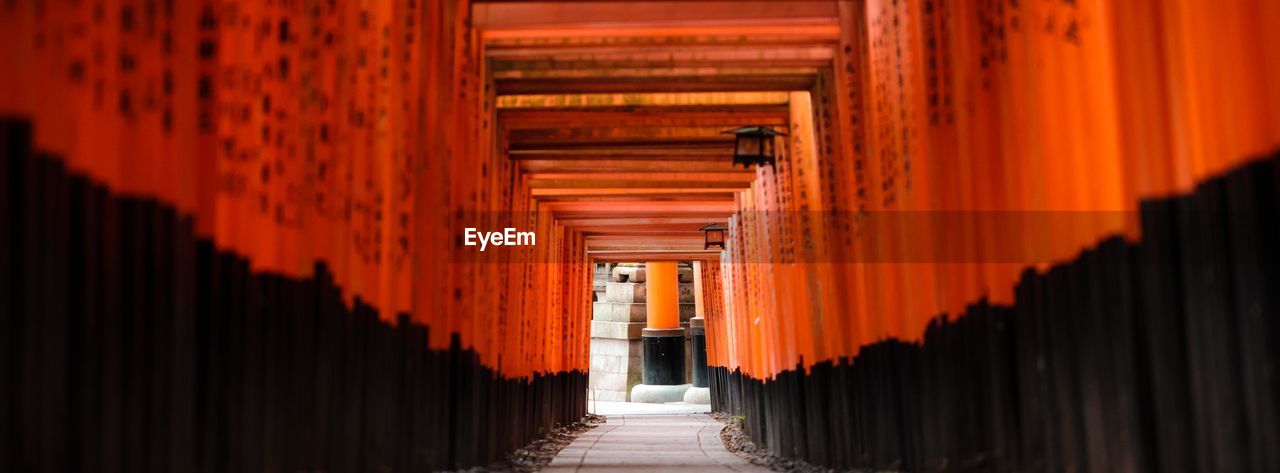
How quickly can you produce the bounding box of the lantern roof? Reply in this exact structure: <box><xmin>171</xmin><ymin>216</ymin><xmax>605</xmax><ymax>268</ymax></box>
<box><xmin>700</xmin><ymin>223</ymin><xmax>728</xmax><ymax>231</ymax></box>
<box><xmin>723</xmin><ymin>125</ymin><xmax>787</xmax><ymax>137</ymax></box>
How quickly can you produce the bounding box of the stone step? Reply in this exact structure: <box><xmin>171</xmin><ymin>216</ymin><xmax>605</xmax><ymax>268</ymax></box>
<box><xmin>602</xmin><ymin>281</ymin><xmax>696</xmax><ymax>303</ymax></box>
<box><xmin>592</xmin><ymin>302</ymin><xmax>695</xmax><ymax>323</ymax></box>
<box><xmin>593</xmin><ymin>302</ymin><xmax>647</xmax><ymax>323</ymax></box>
<box><xmin>590</xmin><ymin>320</ymin><xmax>646</xmax><ymax>340</ymax></box>
<box><xmin>604</xmin><ymin>282</ymin><xmax>646</xmax><ymax>303</ymax></box>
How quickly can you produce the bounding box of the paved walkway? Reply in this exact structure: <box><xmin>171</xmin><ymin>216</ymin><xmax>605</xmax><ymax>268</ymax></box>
<box><xmin>588</xmin><ymin>400</ymin><xmax>711</xmax><ymax>416</ymax></box>
<box><xmin>545</xmin><ymin>410</ymin><xmax>767</xmax><ymax>472</ymax></box>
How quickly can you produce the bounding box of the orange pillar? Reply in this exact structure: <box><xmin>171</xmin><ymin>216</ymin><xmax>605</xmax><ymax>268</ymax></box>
<box><xmin>645</xmin><ymin>261</ymin><xmax>679</xmax><ymax>329</ymax></box>
<box><xmin>640</xmin><ymin>261</ymin><xmax>685</xmax><ymax>388</ymax></box>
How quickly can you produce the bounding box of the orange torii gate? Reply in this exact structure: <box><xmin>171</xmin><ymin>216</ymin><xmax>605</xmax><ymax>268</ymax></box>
<box><xmin>701</xmin><ymin>0</ymin><xmax>1280</xmax><ymax>471</ymax></box>
<box><xmin>0</xmin><ymin>0</ymin><xmax>589</xmax><ymax>470</ymax></box>
<box><xmin>2</xmin><ymin>0</ymin><xmax>1280</xmax><ymax>472</ymax></box>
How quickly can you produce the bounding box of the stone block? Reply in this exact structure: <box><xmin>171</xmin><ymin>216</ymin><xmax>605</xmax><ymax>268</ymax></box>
<box><xmin>678</xmin><ymin>267</ymin><xmax>694</xmax><ymax>283</ymax></box>
<box><xmin>682</xmin><ymin>386</ymin><xmax>711</xmax><ymax>404</ymax></box>
<box><xmin>591</xmin><ymin>354</ymin><xmax>626</xmax><ymax>373</ymax></box>
<box><xmin>590</xmin><ymin>371</ymin><xmax>627</xmax><ymax>388</ymax></box>
<box><xmin>611</xmin><ymin>265</ymin><xmax>646</xmax><ymax>283</ymax></box>
<box><xmin>593</xmin><ymin>302</ymin><xmax>647</xmax><ymax>323</ymax></box>
<box><xmin>679</xmin><ymin>303</ymin><xmax>696</xmax><ymax>321</ymax></box>
<box><xmin>590</xmin><ymin>335</ymin><xmax>645</xmax><ymax>401</ymax></box>
<box><xmin>594</xmin><ymin>263</ymin><xmax>613</xmax><ymax>277</ymax></box>
<box><xmin>605</xmin><ymin>282</ymin><xmax>646</xmax><ymax>303</ymax></box>
<box><xmin>592</xmin><ymin>302</ymin><xmax>611</xmax><ymax>318</ymax></box>
<box><xmin>599</xmin><ymin>354</ymin><xmax>639</xmax><ymax>375</ymax></box>
<box><xmin>591</xmin><ymin>320</ymin><xmax>645</xmax><ymax>339</ymax></box>
<box><xmin>593</xmin><ymin>302</ymin><xmax>616</xmax><ymax>321</ymax></box>
<box><xmin>631</xmin><ymin>383</ymin><xmax>692</xmax><ymax>404</ymax></box>
<box><xmin>678</xmin><ymin>282</ymin><xmax>695</xmax><ymax>302</ymax></box>
<box><xmin>616</xmin><ymin>356</ymin><xmax>633</xmax><ymax>374</ymax></box>
<box><xmin>590</xmin><ymin>337</ymin><xmax>633</xmax><ymax>357</ymax></box>
<box><xmin>589</xmin><ymin>389</ymin><xmax>627</xmax><ymax>402</ymax></box>
<box><xmin>623</xmin><ymin>303</ymin><xmax>647</xmax><ymax>321</ymax></box>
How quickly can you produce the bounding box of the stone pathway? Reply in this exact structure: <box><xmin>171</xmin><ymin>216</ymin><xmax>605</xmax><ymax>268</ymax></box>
<box><xmin>588</xmin><ymin>399</ymin><xmax>710</xmax><ymax>416</ymax></box>
<box><xmin>544</xmin><ymin>413</ymin><xmax>767</xmax><ymax>472</ymax></box>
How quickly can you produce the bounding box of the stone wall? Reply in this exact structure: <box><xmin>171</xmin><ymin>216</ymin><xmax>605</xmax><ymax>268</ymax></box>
<box><xmin>588</xmin><ymin>263</ymin><xmax>695</xmax><ymax>401</ymax></box>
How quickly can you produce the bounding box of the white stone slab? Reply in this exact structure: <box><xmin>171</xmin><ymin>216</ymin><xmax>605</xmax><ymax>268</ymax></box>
<box><xmin>630</xmin><ymin>383</ymin><xmax>692</xmax><ymax>404</ymax></box>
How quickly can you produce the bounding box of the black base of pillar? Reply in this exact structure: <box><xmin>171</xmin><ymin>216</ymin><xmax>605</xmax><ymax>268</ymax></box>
<box><xmin>690</xmin><ymin>318</ymin><xmax>709</xmax><ymax>388</ymax></box>
<box><xmin>642</xmin><ymin>328</ymin><xmax>685</xmax><ymax>385</ymax></box>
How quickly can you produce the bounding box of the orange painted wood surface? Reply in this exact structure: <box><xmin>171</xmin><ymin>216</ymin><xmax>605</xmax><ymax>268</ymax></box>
<box><xmin>5</xmin><ymin>0</ymin><xmax>1279</xmax><ymax>385</ymax></box>
<box><xmin>706</xmin><ymin>0</ymin><xmax>1280</xmax><ymax>379</ymax></box>
<box><xmin>645</xmin><ymin>261</ymin><xmax>681</xmax><ymax>329</ymax></box>
<box><xmin>0</xmin><ymin>0</ymin><xmax>592</xmax><ymax>380</ymax></box>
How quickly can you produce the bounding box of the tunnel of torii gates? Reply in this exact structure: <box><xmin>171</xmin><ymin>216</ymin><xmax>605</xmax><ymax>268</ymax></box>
<box><xmin>2</xmin><ymin>0</ymin><xmax>1280</xmax><ymax>472</ymax></box>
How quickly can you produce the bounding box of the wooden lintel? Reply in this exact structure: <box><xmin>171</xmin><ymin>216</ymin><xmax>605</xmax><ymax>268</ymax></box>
<box><xmin>481</xmin><ymin>22</ymin><xmax>839</xmax><ymax>42</ymax></box>
<box><xmin>473</xmin><ymin>1</ymin><xmax>839</xmax><ymax>30</ymax></box>
<box><xmin>531</xmin><ymin>188</ymin><xmax>739</xmax><ymax>196</ymax></box>
<box><xmin>583</xmin><ymin>232</ymin><xmax>705</xmax><ymax>238</ymax></box>
<box><xmin>571</xmin><ymin>226</ymin><xmax>720</xmax><ymax>235</ymax></box>
<box><xmin>588</xmin><ymin>250</ymin><xmax>722</xmax><ymax>262</ymax></box>
<box><xmin>519</xmin><ymin>159</ymin><xmax>741</xmax><ymax>173</ymax></box>
<box><xmin>528</xmin><ymin>179</ymin><xmax>751</xmax><ymax>189</ymax></box>
<box><xmin>487</xmin><ymin>44</ymin><xmax>834</xmax><ymax>63</ymax></box>
<box><xmin>508</xmin><ymin>126</ymin><xmax>730</xmax><ymax>143</ymax></box>
<box><xmin>542</xmin><ymin>200</ymin><xmax>735</xmax><ymax>212</ymax></box>
<box><xmin>526</xmin><ymin>171</ymin><xmax>754</xmax><ymax>182</ymax></box>
<box><xmin>497</xmin><ymin>92</ymin><xmax>790</xmax><ymax>109</ymax></box>
<box><xmin>508</xmin><ymin>149</ymin><xmax>728</xmax><ymax>161</ymax></box>
<box><xmin>499</xmin><ymin>105</ymin><xmax>788</xmax><ymax>129</ymax></box>
<box><xmin>496</xmin><ymin>74</ymin><xmax>815</xmax><ymax>94</ymax></box>
<box><xmin>532</xmin><ymin>194</ymin><xmax>737</xmax><ymax>202</ymax></box>
<box><xmin>509</xmin><ymin>138</ymin><xmax>733</xmax><ymax>151</ymax></box>
<box><xmin>559</xmin><ymin>216</ymin><xmax>722</xmax><ymax>226</ymax></box>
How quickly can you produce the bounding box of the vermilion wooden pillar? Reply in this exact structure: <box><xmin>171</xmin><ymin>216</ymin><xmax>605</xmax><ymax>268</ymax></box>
<box><xmin>642</xmin><ymin>262</ymin><xmax>684</xmax><ymax>385</ymax></box>
<box><xmin>689</xmin><ymin>261</ymin><xmax>710</xmax><ymax>388</ymax></box>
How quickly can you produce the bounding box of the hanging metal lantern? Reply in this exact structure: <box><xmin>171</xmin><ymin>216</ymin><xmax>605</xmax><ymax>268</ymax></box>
<box><xmin>700</xmin><ymin>223</ymin><xmax>728</xmax><ymax>250</ymax></box>
<box><xmin>724</xmin><ymin>126</ymin><xmax>786</xmax><ymax>168</ymax></box>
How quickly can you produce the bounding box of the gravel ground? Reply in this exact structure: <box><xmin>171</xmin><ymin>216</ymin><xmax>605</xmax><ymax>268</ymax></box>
<box><xmin>711</xmin><ymin>412</ymin><xmax>876</xmax><ymax>473</ymax></box>
<box><xmin>462</xmin><ymin>414</ymin><xmax>607</xmax><ymax>472</ymax></box>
